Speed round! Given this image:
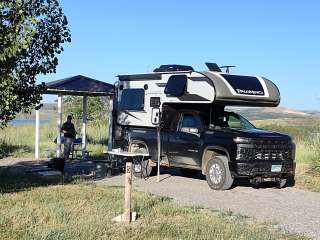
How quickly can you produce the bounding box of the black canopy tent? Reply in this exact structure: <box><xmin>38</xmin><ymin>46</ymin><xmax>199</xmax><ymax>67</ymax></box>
<box><xmin>45</xmin><ymin>75</ymin><xmax>114</xmax><ymax>96</ymax></box>
<box><xmin>34</xmin><ymin>75</ymin><xmax>114</xmax><ymax>159</ymax></box>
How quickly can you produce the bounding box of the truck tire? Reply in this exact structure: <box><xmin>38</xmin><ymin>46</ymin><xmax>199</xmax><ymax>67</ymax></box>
<box><xmin>277</xmin><ymin>174</ymin><xmax>295</xmax><ymax>188</ymax></box>
<box><xmin>130</xmin><ymin>145</ymin><xmax>154</xmax><ymax>178</ymax></box>
<box><xmin>133</xmin><ymin>158</ymin><xmax>154</xmax><ymax>178</ymax></box>
<box><xmin>276</xmin><ymin>178</ymin><xmax>287</xmax><ymax>189</ymax></box>
<box><xmin>286</xmin><ymin>174</ymin><xmax>296</xmax><ymax>187</ymax></box>
<box><xmin>205</xmin><ymin>156</ymin><xmax>234</xmax><ymax>190</ymax></box>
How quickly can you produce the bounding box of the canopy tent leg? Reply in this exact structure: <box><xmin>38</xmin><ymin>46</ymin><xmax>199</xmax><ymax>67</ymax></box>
<box><xmin>82</xmin><ymin>95</ymin><xmax>88</xmax><ymax>158</ymax></box>
<box><xmin>107</xmin><ymin>97</ymin><xmax>113</xmax><ymax>151</ymax></box>
<box><xmin>35</xmin><ymin>108</ymin><xmax>40</xmax><ymax>159</ymax></box>
<box><xmin>56</xmin><ymin>95</ymin><xmax>62</xmax><ymax>157</ymax></box>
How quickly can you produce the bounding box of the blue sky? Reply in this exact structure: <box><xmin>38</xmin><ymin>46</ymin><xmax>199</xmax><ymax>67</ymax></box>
<box><xmin>40</xmin><ymin>0</ymin><xmax>320</xmax><ymax>110</ymax></box>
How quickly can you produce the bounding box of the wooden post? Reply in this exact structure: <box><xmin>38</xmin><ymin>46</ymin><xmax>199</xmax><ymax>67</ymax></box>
<box><xmin>56</xmin><ymin>95</ymin><xmax>62</xmax><ymax>157</ymax></box>
<box><xmin>35</xmin><ymin>108</ymin><xmax>40</xmax><ymax>159</ymax></box>
<box><xmin>123</xmin><ymin>160</ymin><xmax>132</xmax><ymax>222</ymax></box>
<box><xmin>82</xmin><ymin>95</ymin><xmax>88</xmax><ymax>157</ymax></box>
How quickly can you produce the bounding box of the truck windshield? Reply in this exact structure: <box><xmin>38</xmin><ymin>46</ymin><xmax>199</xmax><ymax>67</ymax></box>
<box><xmin>212</xmin><ymin>112</ymin><xmax>255</xmax><ymax>130</ymax></box>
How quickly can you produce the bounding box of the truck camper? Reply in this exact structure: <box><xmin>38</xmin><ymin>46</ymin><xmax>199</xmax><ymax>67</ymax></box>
<box><xmin>110</xmin><ymin>63</ymin><xmax>295</xmax><ymax>190</ymax></box>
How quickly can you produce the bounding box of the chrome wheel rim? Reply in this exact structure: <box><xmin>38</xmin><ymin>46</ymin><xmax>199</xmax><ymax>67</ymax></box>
<box><xmin>209</xmin><ymin>163</ymin><xmax>223</xmax><ymax>184</ymax></box>
<box><xmin>134</xmin><ymin>164</ymin><xmax>141</xmax><ymax>173</ymax></box>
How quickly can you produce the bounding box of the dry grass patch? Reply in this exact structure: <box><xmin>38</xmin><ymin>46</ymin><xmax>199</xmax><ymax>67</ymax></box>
<box><xmin>0</xmin><ymin>172</ymin><xmax>307</xmax><ymax>240</ymax></box>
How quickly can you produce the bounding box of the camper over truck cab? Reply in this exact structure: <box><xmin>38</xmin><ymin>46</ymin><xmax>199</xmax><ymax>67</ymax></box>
<box><xmin>111</xmin><ymin>63</ymin><xmax>295</xmax><ymax>190</ymax></box>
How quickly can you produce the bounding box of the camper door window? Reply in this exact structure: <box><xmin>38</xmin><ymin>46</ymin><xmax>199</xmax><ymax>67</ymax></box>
<box><xmin>119</xmin><ymin>88</ymin><xmax>145</xmax><ymax>111</ymax></box>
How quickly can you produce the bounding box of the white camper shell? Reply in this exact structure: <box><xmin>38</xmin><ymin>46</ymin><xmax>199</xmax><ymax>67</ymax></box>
<box><xmin>116</xmin><ymin>65</ymin><xmax>280</xmax><ymax>128</ymax></box>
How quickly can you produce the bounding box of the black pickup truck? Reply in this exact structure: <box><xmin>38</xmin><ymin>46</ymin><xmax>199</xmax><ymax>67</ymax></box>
<box><xmin>115</xmin><ymin>104</ymin><xmax>296</xmax><ymax>190</ymax></box>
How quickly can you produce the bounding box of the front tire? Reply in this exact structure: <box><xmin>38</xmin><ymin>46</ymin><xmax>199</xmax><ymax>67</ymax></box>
<box><xmin>205</xmin><ymin>156</ymin><xmax>234</xmax><ymax>190</ymax></box>
<box><xmin>276</xmin><ymin>178</ymin><xmax>287</xmax><ymax>188</ymax></box>
<box><xmin>276</xmin><ymin>174</ymin><xmax>295</xmax><ymax>188</ymax></box>
<box><xmin>286</xmin><ymin>174</ymin><xmax>295</xmax><ymax>187</ymax></box>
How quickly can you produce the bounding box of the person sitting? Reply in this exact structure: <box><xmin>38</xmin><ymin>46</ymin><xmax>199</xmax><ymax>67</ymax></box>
<box><xmin>61</xmin><ymin>115</ymin><xmax>76</xmax><ymax>159</ymax></box>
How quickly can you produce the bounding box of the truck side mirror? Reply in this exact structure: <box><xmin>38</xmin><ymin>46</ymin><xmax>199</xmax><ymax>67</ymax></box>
<box><xmin>151</xmin><ymin>108</ymin><xmax>160</xmax><ymax>125</ymax></box>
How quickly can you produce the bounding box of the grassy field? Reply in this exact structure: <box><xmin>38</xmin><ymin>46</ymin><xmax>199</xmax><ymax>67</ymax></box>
<box><xmin>0</xmin><ymin>171</ymin><xmax>306</xmax><ymax>240</ymax></box>
<box><xmin>0</xmin><ymin>120</ymin><xmax>108</xmax><ymax>158</ymax></box>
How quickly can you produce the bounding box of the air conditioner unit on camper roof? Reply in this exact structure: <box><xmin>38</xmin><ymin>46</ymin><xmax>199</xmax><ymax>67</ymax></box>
<box><xmin>153</xmin><ymin>64</ymin><xmax>194</xmax><ymax>73</ymax></box>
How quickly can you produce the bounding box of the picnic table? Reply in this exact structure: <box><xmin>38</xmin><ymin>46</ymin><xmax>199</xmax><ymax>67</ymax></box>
<box><xmin>44</xmin><ymin>137</ymin><xmax>90</xmax><ymax>160</ymax></box>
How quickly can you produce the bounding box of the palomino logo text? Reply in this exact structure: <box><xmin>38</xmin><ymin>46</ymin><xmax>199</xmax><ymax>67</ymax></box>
<box><xmin>236</xmin><ymin>89</ymin><xmax>264</xmax><ymax>95</ymax></box>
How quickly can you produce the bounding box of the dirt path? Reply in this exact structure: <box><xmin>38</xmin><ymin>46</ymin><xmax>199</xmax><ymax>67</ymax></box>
<box><xmin>99</xmin><ymin>169</ymin><xmax>320</xmax><ymax>240</ymax></box>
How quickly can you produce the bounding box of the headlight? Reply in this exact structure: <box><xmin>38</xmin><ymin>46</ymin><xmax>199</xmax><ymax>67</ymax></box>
<box><xmin>233</xmin><ymin>137</ymin><xmax>252</xmax><ymax>144</ymax></box>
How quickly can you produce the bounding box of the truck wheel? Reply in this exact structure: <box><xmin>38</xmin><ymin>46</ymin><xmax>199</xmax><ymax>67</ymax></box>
<box><xmin>276</xmin><ymin>178</ymin><xmax>287</xmax><ymax>189</ymax></box>
<box><xmin>286</xmin><ymin>174</ymin><xmax>295</xmax><ymax>187</ymax></box>
<box><xmin>133</xmin><ymin>158</ymin><xmax>154</xmax><ymax>178</ymax></box>
<box><xmin>130</xmin><ymin>143</ymin><xmax>155</xmax><ymax>178</ymax></box>
<box><xmin>276</xmin><ymin>175</ymin><xmax>295</xmax><ymax>188</ymax></box>
<box><xmin>205</xmin><ymin>156</ymin><xmax>234</xmax><ymax>190</ymax></box>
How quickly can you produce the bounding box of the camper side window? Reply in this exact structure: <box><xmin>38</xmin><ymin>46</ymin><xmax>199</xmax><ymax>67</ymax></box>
<box><xmin>164</xmin><ymin>75</ymin><xmax>187</xmax><ymax>97</ymax></box>
<box><xmin>119</xmin><ymin>88</ymin><xmax>145</xmax><ymax>111</ymax></box>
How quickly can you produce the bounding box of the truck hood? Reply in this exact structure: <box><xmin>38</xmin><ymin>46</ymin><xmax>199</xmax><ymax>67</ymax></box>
<box><xmin>208</xmin><ymin>127</ymin><xmax>292</xmax><ymax>141</ymax></box>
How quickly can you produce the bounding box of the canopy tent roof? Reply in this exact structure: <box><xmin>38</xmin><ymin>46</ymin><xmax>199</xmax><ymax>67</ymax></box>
<box><xmin>45</xmin><ymin>75</ymin><xmax>114</xmax><ymax>96</ymax></box>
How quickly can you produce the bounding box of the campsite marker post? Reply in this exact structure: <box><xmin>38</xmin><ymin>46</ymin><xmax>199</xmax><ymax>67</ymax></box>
<box><xmin>123</xmin><ymin>160</ymin><xmax>132</xmax><ymax>222</ymax></box>
<box><xmin>110</xmin><ymin>151</ymin><xmax>138</xmax><ymax>223</ymax></box>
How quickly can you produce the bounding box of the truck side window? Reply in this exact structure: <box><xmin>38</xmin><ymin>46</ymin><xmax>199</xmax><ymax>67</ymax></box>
<box><xmin>178</xmin><ymin>113</ymin><xmax>202</xmax><ymax>131</ymax></box>
<box><xmin>228</xmin><ymin>115</ymin><xmax>244</xmax><ymax>129</ymax></box>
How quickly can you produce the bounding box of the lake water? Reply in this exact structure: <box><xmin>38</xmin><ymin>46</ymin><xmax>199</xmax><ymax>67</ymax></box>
<box><xmin>9</xmin><ymin>119</ymin><xmax>51</xmax><ymax>126</ymax></box>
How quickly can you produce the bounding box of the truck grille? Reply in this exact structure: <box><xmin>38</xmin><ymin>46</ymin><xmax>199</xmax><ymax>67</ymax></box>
<box><xmin>236</xmin><ymin>140</ymin><xmax>293</xmax><ymax>161</ymax></box>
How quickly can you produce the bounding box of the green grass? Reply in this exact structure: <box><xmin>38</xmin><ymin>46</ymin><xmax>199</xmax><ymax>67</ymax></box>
<box><xmin>0</xmin><ymin>120</ymin><xmax>108</xmax><ymax>158</ymax></box>
<box><xmin>0</xmin><ymin>171</ymin><xmax>306</xmax><ymax>240</ymax></box>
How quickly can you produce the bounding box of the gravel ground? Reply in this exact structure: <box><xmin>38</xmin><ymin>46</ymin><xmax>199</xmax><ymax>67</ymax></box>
<box><xmin>99</xmin><ymin>168</ymin><xmax>320</xmax><ymax>240</ymax></box>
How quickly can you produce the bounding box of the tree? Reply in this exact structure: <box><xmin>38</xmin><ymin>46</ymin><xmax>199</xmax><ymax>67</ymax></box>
<box><xmin>0</xmin><ymin>0</ymin><xmax>71</xmax><ymax>127</ymax></box>
<box><xmin>63</xmin><ymin>96</ymin><xmax>110</xmax><ymax>126</ymax></box>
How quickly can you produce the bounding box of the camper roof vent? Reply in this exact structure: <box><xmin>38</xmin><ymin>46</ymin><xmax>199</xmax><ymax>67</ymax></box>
<box><xmin>153</xmin><ymin>64</ymin><xmax>194</xmax><ymax>73</ymax></box>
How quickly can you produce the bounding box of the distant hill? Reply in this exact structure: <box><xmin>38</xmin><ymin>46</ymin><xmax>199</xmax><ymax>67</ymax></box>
<box><xmin>16</xmin><ymin>103</ymin><xmax>56</xmax><ymax>120</ymax></box>
<box><xmin>227</xmin><ymin>106</ymin><xmax>320</xmax><ymax>120</ymax></box>
<box><xmin>303</xmin><ymin>110</ymin><xmax>320</xmax><ymax>118</ymax></box>
<box><xmin>15</xmin><ymin>103</ymin><xmax>320</xmax><ymax>121</ymax></box>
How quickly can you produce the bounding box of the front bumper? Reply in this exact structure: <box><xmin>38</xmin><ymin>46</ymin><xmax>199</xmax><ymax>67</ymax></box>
<box><xmin>230</xmin><ymin>160</ymin><xmax>296</xmax><ymax>177</ymax></box>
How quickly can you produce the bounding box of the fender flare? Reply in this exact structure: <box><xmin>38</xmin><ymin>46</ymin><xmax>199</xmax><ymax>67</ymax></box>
<box><xmin>201</xmin><ymin>146</ymin><xmax>230</xmax><ymax>175</ymax></box>
<box><xmin>128</xmin><ymin>140</ymin><xmax>150</xmax><ymax>154</ymax></box>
